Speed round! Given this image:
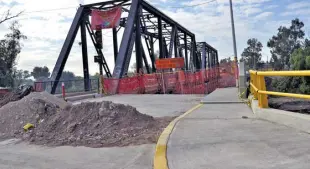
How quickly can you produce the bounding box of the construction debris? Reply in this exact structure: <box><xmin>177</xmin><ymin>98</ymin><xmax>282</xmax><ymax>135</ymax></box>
<box><xmin>0</xmin><ymin>92</ymin><xmax>174</xmax><ymax>147</ymax></box>
<box><xmin>0</xmin><ymin>85</ymin><xmax>34</xmax><ymax>108</ymax></box>
<box><xmin>0</xmin><ymin>92</ymin><xmax>21</xmax><ymax>108</ymax></box>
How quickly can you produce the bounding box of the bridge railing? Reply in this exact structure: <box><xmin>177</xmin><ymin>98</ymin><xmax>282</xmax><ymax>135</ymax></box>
<box><xmin>249</xmin><ymin>70</ymin><xmax>310</xmax><ymax>108</ymax></box>
<box><xmin>34</xmin><ymin>79</ymin><xmax>99</xmax><ymax>94</ymax></box>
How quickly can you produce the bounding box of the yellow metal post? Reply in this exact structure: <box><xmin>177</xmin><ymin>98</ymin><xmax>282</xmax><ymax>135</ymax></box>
<box><xmin>252</xmin><ymin>73</ymin><xmax>258</xmax><ymax>100</ymax></box>
<box><xmin>257</xmin><ymin>75</ymin><xmax>268</xmax><ymax>108</ymax></box>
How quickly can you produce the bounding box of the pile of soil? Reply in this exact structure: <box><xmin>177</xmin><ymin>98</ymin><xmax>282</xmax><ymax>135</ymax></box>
<box><xmin>0</xmin><ymin>92</ymin><xmax>174</xmax><ymax>147</ymax></box>
<box><xmin>0</xmin><ymin>92</ymin><xmax>21</xmax><ymax>108</ymax></box>
<box><xmin>269</xmin><ymin>97</ymin><xmax>310</xmax><ymax>114</ymax></box>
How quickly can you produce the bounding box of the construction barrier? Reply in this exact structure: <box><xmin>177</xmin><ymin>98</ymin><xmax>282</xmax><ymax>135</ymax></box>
<box><xmin>101</xmin><ymin>61</ymin><xmax>237</xmax><ymax>95</ymax></box>
<box><xmin>142</xmin><ymin>74</ymin><xmax>160</xmax><ymax>94</ymax></box>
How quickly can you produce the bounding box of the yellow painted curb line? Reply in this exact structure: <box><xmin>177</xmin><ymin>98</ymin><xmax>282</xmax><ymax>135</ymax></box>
<box><xmin>153</xmin><ymin>104</ymin><xmax>203</xmax><ymax>169</ymax></box>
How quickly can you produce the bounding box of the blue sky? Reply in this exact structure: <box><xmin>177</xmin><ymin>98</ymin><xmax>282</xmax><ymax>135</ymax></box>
<box><xmin>0</xmin><ymin>0</ymin><xmax>309</xmax><ymax>76</ymax></box>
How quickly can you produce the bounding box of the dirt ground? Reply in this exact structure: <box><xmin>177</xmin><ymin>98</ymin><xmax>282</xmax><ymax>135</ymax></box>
<box><xmin>269</xmin><ymin>97</ymin><xmax>310</xmax><ymax>114</ymax></box>
<box><xmin>264</xmin><ymin>77</ymin><xmax>310</xmax><ymax>114</ymax></box>
<box><xmin>0</xmin><ymin>92</ymin><xmax>174</xmax><ymax>147</ymax></box>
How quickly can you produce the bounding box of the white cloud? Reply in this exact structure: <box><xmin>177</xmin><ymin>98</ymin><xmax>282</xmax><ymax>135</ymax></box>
<box><xmin>287</xmin><ymin>1</ymin><xmax>310</xmax><ymax>10</ymax></box>
<box><xmin>265</xmin><ymin>4</ymin><xmax>278</xmax><ymax>9</ymax></box>
<box><xmin>281</xmin><ymin>9</ymin><xmax>310</xmax><ymax>16</ymax></box>
<box><xmin>255</xmin><ymin>11</ymin><xmax>273</xmax><ymax>19</ymax></box>
<box><xmin>0</xmin><ymin>0</ymin><xmax>308</xmax><ymax>77</ymax></box>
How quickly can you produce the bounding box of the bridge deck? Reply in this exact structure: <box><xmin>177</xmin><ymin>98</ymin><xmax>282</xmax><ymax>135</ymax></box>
<box><xmin>167</xmin><ymin>88</ymin><xmax>310</xmax><ymax>169</ymax></box>
<box><xmin>201</xmin><ymin>87</ymin><xmax>243</xmax><ymax>103</ymax></box>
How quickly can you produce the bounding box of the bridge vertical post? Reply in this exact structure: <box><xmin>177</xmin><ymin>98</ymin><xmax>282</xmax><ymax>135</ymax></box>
<box><xmin>113</xmin><ymin>0</ymin><xmax>140</xmax><ymax>78</ymax></box>
<box><xmin>150</xmin><ymin>36</ymin><xmax>156</xmax><ymax>72</ymax></box>
<box><xmin>80</xmin><ymin>18</ymin><xmax>90</xmax><ymax>92</ymax></box>
<box><xmin>174</xmin><ymin>28</ymin><xmax>178</xmax><ymax>58</ymax></box>
<box><xmin>257</xmin><ymin>75</ymin><xmax>268</xmax><ymax>108</ymax></box>
<box><xmin>163</xmin><ymin>39</ymin><xmax>169</xmax><ymax>58</ymax></box>
<box><xmin>113</xmin><ymin>27</ymin><xmax>118</xmax><ymax>63</ymax></box>
<box><xmin>168</xmin><ymin>26</ymin><xmax>176</xmax><ymax>58</ymax></box>
<box><xmin>207</xmin><ymin>48</ymin><xmax>210</xmax><ymax>80</ymax></box>
<box><xmin>135</xmin><ymin>6</ymin><xmax>143</xmax><ymax>73</ymax></box>
<box><xmin>201</xmin><ymin>43</ymin><xmax>206</xmax><ymax>70</ymax></box>
<box><xmin>184</xmin><ymin>33</ymin><xmax>188</xmax><ymax>70</ymax></box>
<box><xmin>158</xmin><ymin>17</ymin><xmax>164</xmax><ymax>59</ymax></box>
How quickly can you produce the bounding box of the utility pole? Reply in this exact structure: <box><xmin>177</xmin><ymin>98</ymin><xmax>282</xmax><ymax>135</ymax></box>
<box><xmin>229</xmin><ymin>0</ymin><xmax>238</xmax><ymax>61</ymax></box>
<box><xmin>229</xmin><ymin>0</ymin><xmax>239</xmax><ymax>88</ymax></box>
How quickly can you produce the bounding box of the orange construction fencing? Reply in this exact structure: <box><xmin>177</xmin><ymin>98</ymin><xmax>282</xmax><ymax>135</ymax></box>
<box><xmin>101</xmin><ymin>61</ymin><xmax>237</xmax><ymax>95</ymax></box>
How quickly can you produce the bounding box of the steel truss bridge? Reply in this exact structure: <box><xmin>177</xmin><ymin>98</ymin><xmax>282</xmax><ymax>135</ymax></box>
<box><xmin>50</xmin><ymin>0</ymin><xmax>221</xmax><ymax>94</ymax></box>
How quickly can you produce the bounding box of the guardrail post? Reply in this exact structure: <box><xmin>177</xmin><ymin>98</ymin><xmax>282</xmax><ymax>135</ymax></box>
<box><xmin>251</xmin><ymin>72</ymin><xmax>258</xmax><ymax>100</ymax></box>
<box><xmin>257</xmin><ymin>75</ymin><xmax>268</xmax><ymax>108</ymax></box>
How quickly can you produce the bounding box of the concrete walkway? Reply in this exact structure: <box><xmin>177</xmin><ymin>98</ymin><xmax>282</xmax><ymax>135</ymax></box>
<box><xmin>201</xmin><ymin>87</ymin><xmax>243</xmax><ymax>104</ymax></box>
<box><xmin>167</xmin><ymin>88</ymin><xmax>310</xmax><ymax>169</ymax></box>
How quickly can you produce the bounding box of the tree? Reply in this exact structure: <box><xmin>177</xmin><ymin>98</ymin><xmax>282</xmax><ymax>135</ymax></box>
<box><xmin>241</xmin><ymin>38</ymin><xmax>263</xmax><ymax>70</ymax></box>
<box><xmin>267</xmin><ymin>18</ymin><xmax>305</xmax><ymax>70</ymax></box>
<box><xmin>60</xmin><ymin>71</ymin><xmax>75</xmax><ymax>81</ymax></box>
<box><xmin>273</xmin><ymin>47</ymin><xmax>310</xmax><ymax>94</ymax></box>
<box><xmin>58</xmin><ymin>71</ymin><xmax>76</xmax><ymax>90</ymax></box>
<box><xmin>305</xmin><ymin>38</ymin><xmax>310</xmax><ymax>48</ymax></box>
<box><xmin>91</xmin><ymin>73</ymin><xmax>101</xmax><ymax>79</ymax></box>
<box><xmin>11</xmin><ymin>69</ymin><xmax>33</xmax><ymax>87</ymax></box>
<box><xmin>31</xmin><ymin>66</ymin><xmax>50</xmax><ymax>81</ymax></box>
<box><xmin>0</xmin><ymin>21</ymin><xmax>27</xmax><ymax>87</ymax></box>
<box><xmin>0</xmin><ymin>8</ymin><xmax>23</xmax><ymax>25</ymax></box>
<box><xmin>290</xmin><ymin>47</ymin><xmax>310</xmax><ymax>93</ymax></box>
<box><xmin>220</xmin><ymin>57</ymin><xmax>231</xmax><ymax>64</ymax></box>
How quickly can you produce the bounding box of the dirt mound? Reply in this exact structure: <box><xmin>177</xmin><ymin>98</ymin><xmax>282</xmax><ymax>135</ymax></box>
<box><xmin>0</xmin><ymin>92</ymin><xmax>21</xmax><ymax>108</ymax></box>
<box><xmin>0</xmin><ymin>92</ymin><xmax>173</xmax><ymax>147</ymax></box>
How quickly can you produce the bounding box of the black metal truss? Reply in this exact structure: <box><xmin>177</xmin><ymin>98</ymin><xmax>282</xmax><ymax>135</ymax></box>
<box><xmin>197</xmin><ymin>42</ymin><xmax>219</xmax><ymax>70</ymax></box>
<box><xmin>117</xmin><ymin>0</ymin><xmax>200</xmax><ymax>74</ymax></box>
<box><xmin>50</xmin><ymin>0</ymin><xmax>219</xmax><ymax>94</ymax></box>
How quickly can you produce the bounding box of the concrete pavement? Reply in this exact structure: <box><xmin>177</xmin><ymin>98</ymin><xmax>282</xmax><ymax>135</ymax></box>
<box><xmin>0</xmin><ymin>139</ymin><xmax>154</xmax><ymax>169</ymax></box>
<box><xmin>201</xmin><ymin>87</ymin><xmax>243</xmax><ymax>104</ymax></box>
<box><xmin>75</xmin><ymin>94</ymin><xmax>203</xmax><ymax>117</ymax></box>
<box><xmin>167</xmin><ymin>88</ymin><xmax>310</xmax><ymax>169</ymax></box>
<box><xmin>0</xmin><ymin>94</ymin><xmax>203</xmax><ymax>169</ymax></box>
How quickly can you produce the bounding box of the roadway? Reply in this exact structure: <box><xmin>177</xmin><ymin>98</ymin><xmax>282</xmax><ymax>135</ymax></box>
<box><xmin>167</xmin><ymin>88</ymin><xmax>310</xmax><ymax>169</ymax></box>
<box><xmin>1</xmin><ymin>89</ymin><xmax>310</xmax><ymax>169</ymax></box>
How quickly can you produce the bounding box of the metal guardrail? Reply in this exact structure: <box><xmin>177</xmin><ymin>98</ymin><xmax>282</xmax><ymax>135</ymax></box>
<box><xmin>249</xmin><ymin>70</ymin><xmax>310</xmax><ymax>108</ymax></box>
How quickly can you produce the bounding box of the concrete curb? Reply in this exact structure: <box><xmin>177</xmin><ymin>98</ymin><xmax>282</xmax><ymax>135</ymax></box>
<box><xmin>250</xmin><ymin>99</ymin><xmax>310</xmax><ymax>133</ymax></box>
<box><xmin>153</xmin><ymin>104</ymin><xmax>203</xmax><ymax>169</ymax></box>
<box><xmin>201</xmin><ymin>101</ymin><xmax>244</xmax><ymax>104</ymax></box>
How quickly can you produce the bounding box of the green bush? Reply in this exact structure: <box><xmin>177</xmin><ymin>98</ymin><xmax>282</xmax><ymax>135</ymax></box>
<box><xmin>271</xmin><ymin>77</ymin><xmax>302</xmax><ymax>94</ymax></box>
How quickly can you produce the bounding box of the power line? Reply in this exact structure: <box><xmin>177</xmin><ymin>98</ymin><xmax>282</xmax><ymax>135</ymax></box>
<box><xmin>169</xmin><ymin>0</ymin><xmax>217</xmax><ymax>8</ymax></box>
<box><xmin>22</xmin><ymin>6</ymin><xmax>77</xmax><ymax>15</ymax></box>
<box><xmin>17</xmin><ymin>0</ymin><xmax>217</xmax><ymax>15</ymax></box>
